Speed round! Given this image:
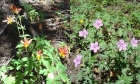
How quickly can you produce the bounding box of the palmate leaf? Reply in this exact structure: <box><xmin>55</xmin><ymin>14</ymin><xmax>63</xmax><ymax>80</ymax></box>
<box><xmin>39</xmin><ymin>69</ymin><xmax>48</xmax><ymax>75</ymax></box>
<box><xmin>116</xmin><ymin>73</ymin><xmax>133</xmax><ymax>84</ymax></box>
<box><xmin>59</xmin><ymin>73</ymin><xmax>68</xmax><ymax>82</ymax></box>
<box><xmin>41</xmin><ymin>58</ymin><xmax>50</xmax><ymax>68</ymax></box>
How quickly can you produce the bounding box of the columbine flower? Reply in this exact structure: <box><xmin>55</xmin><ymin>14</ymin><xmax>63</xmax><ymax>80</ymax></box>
<box><xmin>73</xmin><ymin>54</ymin><xmax>82</xmax><ymax>67</ymax></box>
<box><xmin>93</xmin><ymin>19</ymin><xmax>103</xmax><ymax>29</ymax></box>
<box><xmin>10</xmin><ymin>5</ymin><xmax>22</xmax><ymax>14</ymax></box>
<box><xmin>58</xmin><ymin>46</ymin><xmax>68</xmax><ymax>58</ymax></box>
<box><xmin>130</xmin><ymin>37</ymin><xmax>138</xmax><ymax>47</ymax></box>
<box><xmin>21</xmin><ymin>37</ymin><xmax>32</xmax><ymax>48</ymax></box>
<box><xmin>2</xmin><ymin>16</ymin><xmax>15</xmax><ymax>24</ymax></box>
<box><xmin>79</xmin><ymin>20</ymin><xmax>84</xmax><ymax>23</ymax></box>
<box><xmin>36</xmin><ymin>50</ymin><xmax>43</xmax><ymax>60</ymax></box>
<box><xmin>47</xmin><ymin>73</ymin><xmax>54</xmax><ymax>80</ymax></box>
<box><xmin>116</xmin><ymin>39</ymin><xmax>128</xmax><ymax>51</ymax></box>
<box><xmin>79</xmin><ymin>29</ymin><xmax>88</xmax><ymax>38</ymax></box>
<box><xmin>90</xmin><ymin>42</ymin><xmax>100</xmax><ymax>53</ymax></box>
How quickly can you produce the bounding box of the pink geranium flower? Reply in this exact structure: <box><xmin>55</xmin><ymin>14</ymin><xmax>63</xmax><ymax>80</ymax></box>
<box><xmin>117</xmin><ymin>39</ymin><xmax>128</xmax><ymax>51</ymax></box>
<box><xmin>130</xmin><ymin>37</ymin><xmax>138</xmax><ymax>47</ymax></box>
<box><xmin>79</xmin><ymin>29</ymin><xmax>88</xmax><ymax>38</ymax></box>
<box><xmin>90</xmin><ymin>42</ymin><xmax>100</xmax><ymax>53</ymax></box>
<box><xmin>93</xmin><ymin>19</ymin><xmax>103</xmax><ymax>29</ymax></box>
<box><xmin>73</xmin><ymin>54</ymin><xmax>82</xmax><ymax>67</ymax></box>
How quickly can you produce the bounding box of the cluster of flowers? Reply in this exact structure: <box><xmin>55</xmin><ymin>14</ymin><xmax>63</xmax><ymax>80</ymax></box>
<box><xmin>75</xmin><ymin>19</ymin><xmax>139</xmax><ymax>67</ymax></box>
<box><xmin>3</xmin><ymin>5</ymin><xmax>22</xmax><ymax>24</ymax></box>
<box><xmin>2</xmin><ymin>5</ymin><xmax>43</xmax><ymax>61</ymax></box>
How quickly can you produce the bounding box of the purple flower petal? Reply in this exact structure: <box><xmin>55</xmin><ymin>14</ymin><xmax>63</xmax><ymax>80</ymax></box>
<box><xmin>131</xmin><ymin>37</ymin><xmax>138</xmax><ymax>47</ymax></box>
<box><xmin>79</xmin><ymin>29</ymin><xmax>88</xmax><ymax>38</ymax></box>
<box><xmin>117</xmin><ymin>39</ymin><xmax>128</xmax><ymax>51</ymax></box>
<box><xmin>93</xmin><ymin>19</ymin><xmax>103</xmax><ymax>29</ymax></box>
<box><xmin>90</xmin><ymin>42</ymin><xmax>100</xmax><ymax>53</ymax></box>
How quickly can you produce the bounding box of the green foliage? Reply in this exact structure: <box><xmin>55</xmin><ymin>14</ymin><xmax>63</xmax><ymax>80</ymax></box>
<box><xmin>22</xmin><ymin>3</ymin><xmax>46</xmax><ymax>22</ymax></box>
<box><xmin>1</xmin><ymin>36</ymin><xmax>69</xmax><ymax>84</ymax></box>
<box><xmin>70</xmin><ymin>0</ymin><xmax>140</xmax><ymax>83</ymax></box>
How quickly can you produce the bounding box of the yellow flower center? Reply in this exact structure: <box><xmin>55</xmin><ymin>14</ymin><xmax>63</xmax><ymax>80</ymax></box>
<box><xmin>37</xmin><ymin>54</ymin><xmax>41</xmax><ymax>60</ymax></box>
<box><xmin>79</xmin><ymin>20</ymin><xmax>83</xmax><ymax>23</ymax></box>
<box><xmin>7</xmin><ymin>17</ymin><xmax>13</xmax><ymax>24</ymax></box>
<box><xmin>24</xmin><ymin>41</ymin><xmax>29</xmax><ymax>48</ymax></box>
<box><xmin>59</xmin><ymin>51</ymin><xmax>65</xmax><ymax>58</ymax></box>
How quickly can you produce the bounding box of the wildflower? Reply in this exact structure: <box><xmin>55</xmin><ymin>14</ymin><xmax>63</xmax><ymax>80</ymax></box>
<box><xmin>58</xmin><ymin>46</ymin><xmax>68</xmax><ymax>58</ymax></box>
<box><xmin>10</xmin><ymin>5</ymin><xmax>22</xmax><ymax>14</ymax></box>
<box><xmin>36</xmin><ymin>50</ymin><xmax>43</xmax><ymax>60</ymax></box>
<box><xmin>93</xmin><ymin>19</ymin><xmax>103</xmax><ymax>29</ymax></box>
<box><xmin>47</xmin><ymin>73</ymin><xmax>54</xmax><ymax>80</ymax></box>
<box><xmin>39</xmin><ymin>23</ymin><xmax>42</xmax><ymax>30</ymax></box>
<box><xmin>73</xmin><ymin>54</ymin><xmax>82</xmax><ymax>67</ymax></box>
<box><xmin>79</xmin><ymin>20</ymin><xmax>83</xmax><ymax>23</ymax></box>
<box><xmin>2</xmin><ymin>16</ymin><xmax>15</xmax><ymax>24</ymax></box>
<box><xmin>90</xmin><ymin>42</ymin><xmax>100</xmax><ymax>53</ymax></box>
<box><xmin>79</xmin><ymin>29</ymin><xmax>88</xmax><ymax>38</ymax></box>
<box><xmin>116</xmin><ymin>39</ymin><xmax>128</xmax><ymax>51</ymax></box>
<box><xmin>21</xmin><ymin>37</ymin><xmax>32</xmax><ymax>48</ymax></box>
<box><xmin>130</xmin><ymin>37</ymin><xmax>138</xmax><ymax>47</ymax></box>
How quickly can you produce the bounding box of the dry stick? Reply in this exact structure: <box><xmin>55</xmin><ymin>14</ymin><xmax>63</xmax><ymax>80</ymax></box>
<box><xmin>28</xmin><ymin>25</ymin><xmax>38</xmax><ymax>37</ymax></box>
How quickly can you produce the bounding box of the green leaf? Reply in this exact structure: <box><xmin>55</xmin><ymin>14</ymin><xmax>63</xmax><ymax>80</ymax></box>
<box><xmin>115</xmin><ymin>80</ymin><xmax>124</xmax><ymax>84</ymax></box>
<box><xmin>0</xmin><ymin>66</ymin><xmax>7</xmax><ymax>72</ymax></box>
<box><xmin>41</xmin><ymin>58</ymin><xmax>50</xmax><ymax>68</ymax></box>
<box><xmin>47</xmin><ymin>52</ymin><xmax>54</xmax><ymax>61</ymax></box>
<box><xmin>39</xmin><ymin>69</ymin><xmax>48</xmax><ymax>75</ymax></box>
<box><xmin>16</xmin><ymin>44</ymin><xmax>23</xmax><ymax>48</ymax></box>
<box><xmin>136</xmin><ymin>74</ymin><xmax>140</xmax><ymax>83</ymax></box>
<box><xmin>46</xmin><ymin>79</ymin><xmax>53</xmax><ymax>84</ymax></box>
<box><xmin>59</xmin><ymin>73</ymin><xmax>68</xmax><ymax>82</ymax></box>
<box><xmin>53</xmin><ymin>81</ymin><xmax>63</xmax><ymax>84</ymax></box>
<box><xmin>118</xmin><ymin>28</ymin><xmax>123</xmax><ymax>36</ymax></box>
<box><xmin>22</xmin><ymin>57</ymin><xmax>28</xmax><ymax>61</ymax></box>
<box><xmin>16</xmin><ymin>65</ymin><xmax>22</xmax><ymax>70</ymax></box>
<box><xmin>100</xmin><ymin>41</ymin><xmax>107</xmax><ymax>50</ymax></box>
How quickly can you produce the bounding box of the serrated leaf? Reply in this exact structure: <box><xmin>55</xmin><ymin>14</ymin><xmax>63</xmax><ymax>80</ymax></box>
<box><xmin>41</xmin><ymin>58</ymin><xmax>50</xmax><ymax>68</ymax></box>
<box><xmin>115</xmin><ymin>80</ymin><xmax>124</xmax><ymax>84</ymax></box>
<box><xmin>39</xmin><ymin>69</ymin><xmax>48</xmax><ymax>75</ymax></box>
<box><xmin>53</xmin><ymin>81</ymin><xmax>63</xmax><ymax>84</ymax></box>
<box><xmin>59</xmin><ymin>73</ymin><xmax>68</xmax><ymax>82</ymax></box>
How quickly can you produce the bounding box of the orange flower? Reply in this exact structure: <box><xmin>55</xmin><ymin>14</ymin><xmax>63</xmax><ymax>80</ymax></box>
<box><xmin>21</xmin><ymin>37</ymin><xmax>32</xmax><ymax>48</ymax></box>
<box><xmin>36</xmin><ymin>50</ymin><xmax>43</xmax><ymax>60</ymax></box>
<box><xmin>10</xmin><ymin>5</ymin><xmax>22</xmax><ymax>14</ymax></box>
<box><xmin>39</xmin><ymin>23</ymin><xmax>42</xmax><ymax>30</ymax></box>
<box><xmin>58</xmin><ymin>46</ymin><xmax>68</xmax><ymax>58</ymax></box>
<box><xmin>2</xmin><ymin>16</ymin><xmax>15</xmax><ymax>24</ymax></box>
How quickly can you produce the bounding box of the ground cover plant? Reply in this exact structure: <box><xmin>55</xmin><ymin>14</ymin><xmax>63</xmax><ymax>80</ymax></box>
<box><xmin>70</xmin><ymin>0</ymin><xmax>140</xmax><ymax>84</ymax></box>
<box><xmin>0</xmin><ymin>0</ymin><xmax>140</xmax><ymax>84</ymax></box>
